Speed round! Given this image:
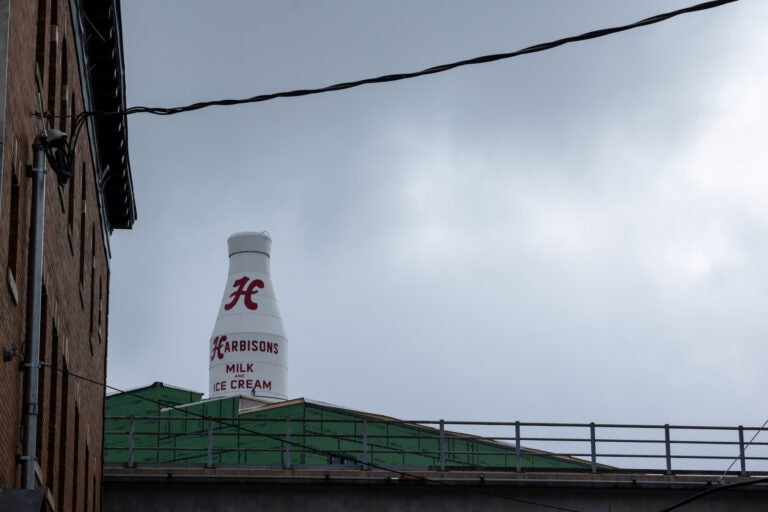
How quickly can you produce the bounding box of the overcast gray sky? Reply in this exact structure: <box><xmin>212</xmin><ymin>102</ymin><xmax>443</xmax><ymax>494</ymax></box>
<box><xmin>108</xmin><ymin>1</ymin><xmax>768</xmax><ymax>429</ymax></box>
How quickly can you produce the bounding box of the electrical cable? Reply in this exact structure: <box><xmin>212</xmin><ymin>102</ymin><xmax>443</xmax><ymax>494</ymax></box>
<box><xmin>717</xmin><ymin>417</ymin><xmax>768</xmax><ymax>482</ymax></box>
<box><xmin>78</xmin><ymin>0</ymin><xmax>738</xmax><ymax>120</ymax></box>
<box><xmin>40</xmin><ymin>362</ymin><xmax>583</xmax><ymax>512</ymax></box>
<box><xmin>657</xmin><ymin>476</ymin><xmax>768</xmax><ymax>512</ymax></box>
<box><xmin>43</xmin><ymin>0</ymin><xmax>738</xmax><ymax>185</ymax></box>
<box><xmin>656</xmin><ymin>413</ymin><xmax>768</xmax><ymax>511</ymax></box>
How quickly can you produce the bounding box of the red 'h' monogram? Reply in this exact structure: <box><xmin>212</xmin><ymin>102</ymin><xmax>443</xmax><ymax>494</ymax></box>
<box><xmin>210</xmin><ymin>335</ymin><xmax>227</xmax><ymax>360</ymax></box>
<box><xmin>224</xmin><ymin>277</ymin><xmax>265</xmax><ymax>311</ymax></box>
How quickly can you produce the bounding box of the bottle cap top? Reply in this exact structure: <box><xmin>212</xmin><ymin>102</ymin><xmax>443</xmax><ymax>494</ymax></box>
<box><xmin>227</xmin><ymin>231</ymin><xmax>271</xmax><ymax>256</ymax></box>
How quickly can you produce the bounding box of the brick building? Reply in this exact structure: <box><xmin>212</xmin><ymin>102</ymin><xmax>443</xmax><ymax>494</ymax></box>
<box><xmin>0</xmin><ymin>0</ymin><xmax>134</xmax><ymax>510</ymax></box>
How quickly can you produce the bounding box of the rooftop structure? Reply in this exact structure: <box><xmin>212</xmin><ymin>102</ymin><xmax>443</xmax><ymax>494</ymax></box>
<box><xmin>105</xmin><ymin>382</ymin><xmax>589</xmax><ymax>471</ymax></box>
<box><xmin>102</xmin><ymin>383</ymin><xmax>768</xmax><ymax>512</ymax></box>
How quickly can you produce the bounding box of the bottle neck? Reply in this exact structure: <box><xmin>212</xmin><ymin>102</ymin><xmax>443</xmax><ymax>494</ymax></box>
<box><xmin>229</xmin><ymin>252</ymin><xmax>270</xmax><ymax>275</ymax></box>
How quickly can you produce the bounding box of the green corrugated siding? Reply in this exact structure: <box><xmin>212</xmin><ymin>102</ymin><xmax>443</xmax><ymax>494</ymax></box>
<box><xmin>106</xmin><ymin>383</ymin><xmax>203</xmax><ymax>417</ymax></box>
<box><xmin>104</xmin><ymin>386</ymin><xmax>588</xmax><ymax>471</ymax></box>
<box><xmin>104</xmin><ymin>383</ymin><xmax>204</xmax><ymax>464</ymax></box>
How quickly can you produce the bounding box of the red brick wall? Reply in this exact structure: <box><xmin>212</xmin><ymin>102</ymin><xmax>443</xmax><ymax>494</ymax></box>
<box><xmin>0</xmin><ymin>1</ymin><xmax>111</xmax><ymax>510</ymax></box>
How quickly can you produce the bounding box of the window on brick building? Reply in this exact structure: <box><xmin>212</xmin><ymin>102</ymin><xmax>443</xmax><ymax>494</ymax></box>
<box><xmin>71</xmin><ymin>404</ymin><xmax>80</xmax><ymax>511</ymax></box>
<box><xmin>59</xmin><ymin>35</ymin><xmax>68</xmax><ymax>132</ymax></box>
<box><xmin>35</xmin><ymin>0</ymin><xmax>48</xmax><ymax>77</ymax></box>
<box><xmin>92</xmin><ymin>475</ymin><xmax>97</xmax><ymax>512</ymax></box>
<box><xmin>35</xmin><ymin>287</ymin><xmax>49</xmax><ymax>460</ymax></box>
<box><xmin>98</xmin><ymin>277</ymin><xmax>103</xmax><ymax>342</ymax></box>
<box><xmin>78</xmin><ymin>168</ymin><xmax>86</xmax><ymax>298</ymax></box>
<box><xmin>56</xmin><ymin>360</ymin><xmax>69</xmax><ymax>508</ymax></box>
<box><xmin>47</xmin><ymin>24</ymin><xmax>58</xmax><ymax>116</ymax></box>
<box><xmin>103</xmin><ymin>273</ymin><xmax>110</xmax><ymax>348</ymax></box>
<box><xmin>6</xmin><ymin>167</ymin><xmax>21</xmax><ymax>301</ymax></box>
<box><xmin>83</xmin><ymin>439</ymin><xmax>91</xmax><ymax>512</ymax></box>
<box><xmin>88</xmin><ymin>225</ymin><xmax>95</xmax><ymax>354</ymax></box>
<box><xmin>46</xmin><ymin>325</ymin><xmax>60</xmax><ymax>494</ymax></box>
<box><xmin>84</xmin><ymin>443</ymin><xmax>90</xmax><ymax>512</ymax></box>
<box><xmin>67</xmin><ymin>162</ymin><xmax>77</xmax><ymax>237</ymax></box>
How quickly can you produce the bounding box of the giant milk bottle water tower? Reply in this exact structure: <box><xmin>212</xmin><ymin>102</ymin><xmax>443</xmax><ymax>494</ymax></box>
<box><xmin>208</xmin><ymin>232</ymin><xmax>288</xmax><ymax>400</ymax></box>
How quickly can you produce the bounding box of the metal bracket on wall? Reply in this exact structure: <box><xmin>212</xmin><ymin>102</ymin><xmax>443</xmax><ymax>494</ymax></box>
<box><xmin>3</xmin><ymin>346</ymin><xmax>16</xmax><ymax>361</ymax></box>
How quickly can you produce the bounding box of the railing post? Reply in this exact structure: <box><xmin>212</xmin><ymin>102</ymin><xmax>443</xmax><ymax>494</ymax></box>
<box><xmin>515</xmin><ymin>421</ymin><xmax>522</xmax><ymax>473</ymax></box>
<box><xmin>439</xmin><ymin>419</ymin><xmax>445</xmax><ymax>472</ymax></box>
<box><xmin>127</xmin><ymin>416</ymin><xmax>135</xmax><ymax>468</ymax></box>
<box><xmin>738</xmin><ymin>425</ymin><xmax>747</xmax><ymax>476</ymax></box>
<box><xmin>206</xmin><ymin>419</ymin><xmax>214</xmax><ymax>469</ymax></box>
<box><xmin>664</xmin><ymin>424</ymin><xmax>672</xmax><ymax>475</ymax></box>
<box><xmin>362</xmin><ymin>420</ymin><xmax>369</xmax><ymax>469</ymax></box>
<box><xmin>284</xmin><ymin>419</ymin><xmax>291</xmax><ymax>469</ymax></box>
<box><xmin>589</xmin><ymin>422</ymin><xmax>597</xmax><ymax>474</ymax></box>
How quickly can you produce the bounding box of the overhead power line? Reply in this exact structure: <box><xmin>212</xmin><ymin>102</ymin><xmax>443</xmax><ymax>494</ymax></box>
<box><xmin>92</xmin><ymin>0</ymin><xmax>738</xmax><ymax>119</ymax></box>
<box><xmin>658</xmin><ymin>476</ymin><xmax>768</xmax><ymax>512</ymax></box>
<box><xmin>42</xmin><ymin>0</ymin><xmax>737</xmax><ymax>185</ymax></box>
<box><xmin>718</xmin><ymin>416</ymin><xmax>768</xmax><ymax>481</ymax></box>
<box><xmin>42</xmin><ymin>362</ymin><xmax>582</xmax><ymax>512</ymax></box>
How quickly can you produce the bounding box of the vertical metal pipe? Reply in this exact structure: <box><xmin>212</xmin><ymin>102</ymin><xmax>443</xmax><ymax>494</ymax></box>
<box><xmin>664</xmin><ymin>424</ymin><xmax>672</xmax><ymax>475</ymax></box>
<box><xmin>589</xmin><ymin>422</ymin><xmax>597</xmax><ymax>474</ymax></box>
<box><xmin>738</xmin><ymin>425</ymin><xmax>746</xmax><ymax>476</ymax></box>
<box><xmin>128</xmin><ymin>416</ymin><xmax>135</xmax><ymax>468</ymax></box>
<box><xmin>206</xmin><ymin>419</ymin><xmax>214</xmax><ymax>469</ymax></box>
<box><xmin>283</xmin><ymin>419</ymin><xmax>291</xmax><ymax>469</ymax></box>
<box><xmin>515</xmin><ymin>421</ymin><xmax>522</xmax><ymax>473</ymax></box>
<box><xmin>439</xmin><ymin>419</ymin><xmax>445</xmax><ymax>472</ymax></box>
<box><xmin>21</xmin><ymin>140</ymin><xmax>46</xmax><ymax>490</ymax></box>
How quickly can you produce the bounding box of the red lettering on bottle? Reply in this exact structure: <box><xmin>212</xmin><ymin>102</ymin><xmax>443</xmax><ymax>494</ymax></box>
<box><xmin>211</xmin><ymin>335</ymin><xmax>227</xmax><ymax>361</ymax></box>
<box><xmin>224</xmin><ymin>277</ymin><xmax>265</xmax><ymax>311</ymax></box>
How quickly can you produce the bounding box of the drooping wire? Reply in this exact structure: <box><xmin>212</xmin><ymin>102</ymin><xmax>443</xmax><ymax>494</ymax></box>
<box><xmin>657</xmin><ymin>476</ymin><xmax>768</xmax><ymax>512</ymax></box>
<box><xmin>48</xmin><ymin>0</ymin><xmax>737</xmax><ymax>185</ymax></box>
<box><xmin>657</xmin><ymin>412</ymin><xmax>768</xmax><ymax>510</ymax></box>
<box><xmin>74</xmin><ymin>0</ymin><xmax>737</xmax><ymax>122</ymax></box>
<box><xmin>718</xmin><ymin>417</ymin><xmax>768</xmax><ymax>481</ymax></box>
<box><xmin>40</xmin><ymin>362</ymin><xmax>582</xmax><ymax>512</ymax></box>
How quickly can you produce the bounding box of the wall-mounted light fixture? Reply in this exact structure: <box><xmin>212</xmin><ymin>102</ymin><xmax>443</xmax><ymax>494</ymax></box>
<box><xmin>38</xmin><ymin>127</ymin><xmax>72</xmax><ymax>184</ymax></box>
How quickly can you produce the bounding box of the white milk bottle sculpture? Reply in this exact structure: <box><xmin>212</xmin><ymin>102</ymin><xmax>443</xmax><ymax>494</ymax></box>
<box><xmin>209</xmin><ymin>232</ymin><xmax>287</xmax><ymax>400</ymax></box>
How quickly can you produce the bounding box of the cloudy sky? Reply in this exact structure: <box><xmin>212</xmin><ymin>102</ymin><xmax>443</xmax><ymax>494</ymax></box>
<box><xmin>108</xmin><ymin>1</ymin><xmax>767</xmax><ymax>429</ymax></box>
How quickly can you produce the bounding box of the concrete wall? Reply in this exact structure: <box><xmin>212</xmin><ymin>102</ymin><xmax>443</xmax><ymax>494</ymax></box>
<box><xmin>103</xmin><ymin>470</ymin><xmax>768</xmax><ymax>512</ymax></box>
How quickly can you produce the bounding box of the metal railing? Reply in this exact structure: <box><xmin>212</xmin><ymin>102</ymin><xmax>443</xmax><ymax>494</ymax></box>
<box><xmin>103</xmin><ymin>417</ymin><xmax>768</xmax><ymax>476</ymax></box>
